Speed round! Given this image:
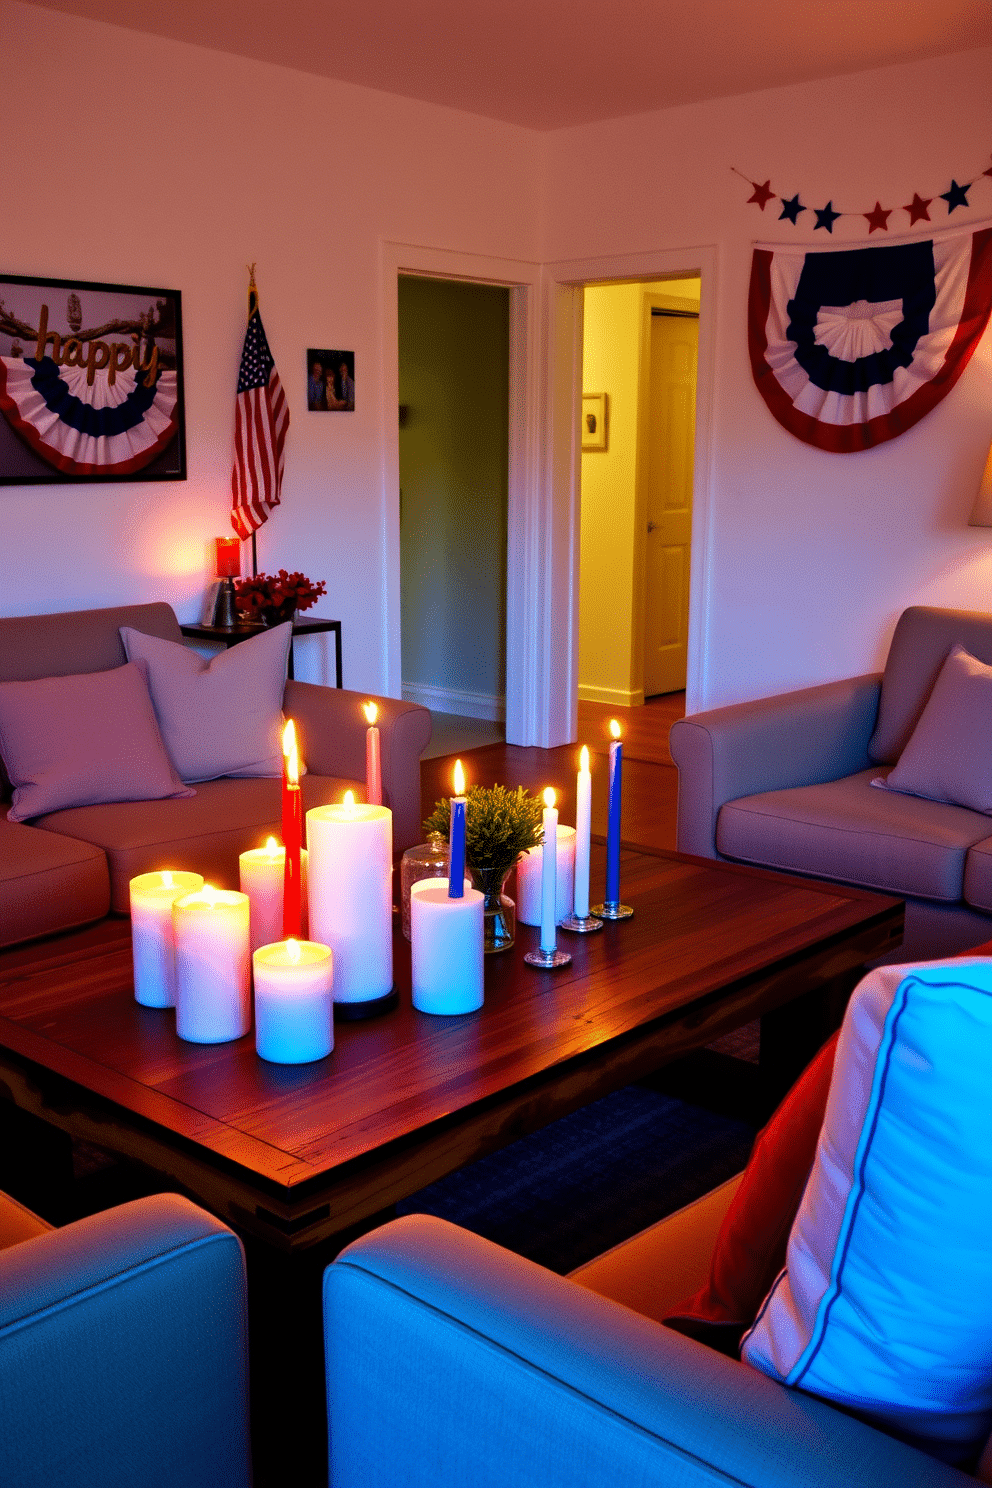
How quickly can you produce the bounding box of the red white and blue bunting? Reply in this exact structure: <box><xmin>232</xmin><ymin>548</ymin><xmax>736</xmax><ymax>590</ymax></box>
<box><xmin>748</xmin><ymin>223</ymin><xmax>992</xmax><ymax>452</ymax></box>
<box><xmin>0</xmin><ymin>351</ymin><xmax>178</xmax><ymax>476</ymax></box>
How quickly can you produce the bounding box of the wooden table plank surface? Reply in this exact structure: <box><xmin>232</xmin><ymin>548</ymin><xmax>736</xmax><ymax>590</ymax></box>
<box><xmin>0</xmin><ymin>842</ymin><xmax>902</xmax><ymax>1226</ymax></box>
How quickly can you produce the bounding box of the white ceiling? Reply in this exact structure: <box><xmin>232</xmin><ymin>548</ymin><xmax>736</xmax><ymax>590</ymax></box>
<box><xmin>20</xmin><ymin>0</ymin><xmax>992</xmax><ymax>131</ymax></box>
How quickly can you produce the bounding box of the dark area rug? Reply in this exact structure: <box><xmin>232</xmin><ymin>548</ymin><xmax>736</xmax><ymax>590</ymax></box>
<box><xmin>397</xmin><ymin>1074</ymin><xmax>757</xmax><ymax>1275</ymax></box>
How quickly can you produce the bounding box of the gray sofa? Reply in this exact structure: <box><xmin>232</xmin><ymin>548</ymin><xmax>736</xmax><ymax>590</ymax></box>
<box><xmin>0</xmin><ymin>603</ymin><xmax>431</xmax><ymax>949</ymax></box>
<box><xmin>670</xmin><ymin>606</ymin><xmax>992</xmax><ymax>961</ymax></box>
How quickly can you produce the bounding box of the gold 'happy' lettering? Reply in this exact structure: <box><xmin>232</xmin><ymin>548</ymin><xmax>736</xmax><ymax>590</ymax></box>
<box><xmin>107</xmin><ymin>342</ymin><xmax>133</xmax><ymax>385</ymax></box>
<box><xmin>138</xmin><ymin>344</ymin><xmax>159</xmax><ymax>388</ymax></box>
<box><xmin>34</xmin><ymin>313</ymin><xmax>156</xmax><ymax>387</ymax></box>
<box><xmin>85</xmin><ymin>340</ymin><xmax>111</xmax><ymax>386</ymax></box>
<box><xmin>33</xmin><ymin>304</ymin><xmax>61</xmax><ymax>363</ymax></box>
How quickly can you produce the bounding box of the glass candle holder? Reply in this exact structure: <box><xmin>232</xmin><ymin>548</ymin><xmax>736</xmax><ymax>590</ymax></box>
<box><xmin>400</xmin><ymin>833</ymin><xmax>450</xmax><ymax>939</ymax></box>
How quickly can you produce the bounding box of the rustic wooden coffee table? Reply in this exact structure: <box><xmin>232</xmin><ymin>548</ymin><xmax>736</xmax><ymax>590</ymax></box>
<box><xmin>0</xmin><ymin>841</ymin><xmax>902</xmax><ymax>1485</ymax></box>
<box><xmin>0</xmin><ymin>842</ymin><xmax>901</xmax><ymax>1253</ymax></box>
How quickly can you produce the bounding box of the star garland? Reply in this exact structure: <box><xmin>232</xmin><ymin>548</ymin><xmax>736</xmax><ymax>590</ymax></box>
<box><xmin>733</xmin><ymin>157</ymin><xmax>992</xmax><ymax>234</ymax></box>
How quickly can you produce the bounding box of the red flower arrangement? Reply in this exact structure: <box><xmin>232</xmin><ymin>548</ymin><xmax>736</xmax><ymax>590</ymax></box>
<box><xmin>234</xmin><ymin>570</ymin><xmax>327</xmax><ymax>624</ymax></box>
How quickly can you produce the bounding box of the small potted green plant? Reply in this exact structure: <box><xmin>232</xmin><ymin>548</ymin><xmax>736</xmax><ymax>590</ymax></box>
<box><xmin>423</xmin><ymin>784</ymin><xmax>544</xmax><ymax>953</ymax></box>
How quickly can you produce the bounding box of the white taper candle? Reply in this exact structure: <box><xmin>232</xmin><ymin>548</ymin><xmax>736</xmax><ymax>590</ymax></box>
<box><xmin>574</xmin><ymin>746</ymin><xmax>592</xmax><ymax>918</ymax></box>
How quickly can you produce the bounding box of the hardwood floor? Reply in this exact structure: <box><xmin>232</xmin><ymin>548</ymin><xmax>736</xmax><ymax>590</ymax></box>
<box><xmin>421</xmin><ymin>693</ymin><xmax>685</xmax><ymax>852</ymax></box>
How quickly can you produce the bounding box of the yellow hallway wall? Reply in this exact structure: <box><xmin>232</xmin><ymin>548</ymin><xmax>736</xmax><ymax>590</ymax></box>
<box><xmin>578</xmin><ymin>278</ymin><xmax>699</xmax><ymax>707</ymax></box>
<box><xmin>579</xmin><ymin>282</ymin><xmax>644</xmax><ymax>707</ymax></box>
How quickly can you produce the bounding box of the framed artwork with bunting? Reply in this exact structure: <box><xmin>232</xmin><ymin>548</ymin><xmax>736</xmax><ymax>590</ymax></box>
<box><xmin>0</xmin><ymin>273</ymin><xmax>186</xmax><ymax>484</ymax></box>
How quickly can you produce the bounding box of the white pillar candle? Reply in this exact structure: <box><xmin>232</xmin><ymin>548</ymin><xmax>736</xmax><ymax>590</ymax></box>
<box><xmin>253</xmin><ymin>938</ymin><xmax>334</xmax><ymax>1064</ymax></box>
<box><xmin>129</xmin><ymin>870</ymin><xmax>204</xmax><ymax>1008</ymax></box>
<box><xmin>173</xmin><ymin>886</ymin><xmax>251</xmax><ymax>1043</ymax></box>
<box><xmin>240</xmin><ymin>837</ymin><xmax>309</xmax><ymax>951</ymax></box>
<box><xmin>410</xmin><ymin>880</ymin><xmax>484</xmax><ymax>1015</ymax></box>
<box><xmin>515</xmin><ymin>827</ymin><xmax>576</xmax><ymax>927</ymax></box>
<box><xmin>540</xmin><ymin>789</ymin><xmax>558</xmax><ymax>953</ymax></box>
<box><xmin>307</xmin><ymin>795</ymin><xmax>393</xmax><ymax>1005</ymax></box>
<box><xmin>574</xmin><ymin>747</ymin><xmax>592</xmax><ymax>918</ymax></box>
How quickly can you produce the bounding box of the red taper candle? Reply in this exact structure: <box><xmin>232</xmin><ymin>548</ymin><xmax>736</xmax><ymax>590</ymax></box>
<box><xmin>281</xmin><ymin>719</ymin><xmax>303</xmax><ymax>938</ymax></box>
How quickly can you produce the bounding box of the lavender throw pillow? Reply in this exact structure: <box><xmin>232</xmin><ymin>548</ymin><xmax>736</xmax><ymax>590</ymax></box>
<box><xmin>120</xmin><ymin>622</ymin><xmax>291</xmax><ymax>782</ymax></box>
<box><xmin>872</xmin><ymin>643</ymin><xmax>992</xmax><ymax>814</ymax></box>
<box><xmin>0</xmin><ymin>662</ymin><xmax>194</xmax><ymax>823</ymax></box>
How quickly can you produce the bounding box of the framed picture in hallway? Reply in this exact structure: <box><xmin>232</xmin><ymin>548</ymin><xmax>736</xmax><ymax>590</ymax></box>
<box><xmin>582</xmin><ymin>392</ymin><xmax>607</xmax><ymax>451</ymax></box>
<box><xmin>0</xmin><ymin>272</ymin><xmax>186</xmax><ymax>484</ymax></box>
<box><xmin>307</xmin><ymin>348</ymin><xmax>355</xmax><ymax>411</ymax></box>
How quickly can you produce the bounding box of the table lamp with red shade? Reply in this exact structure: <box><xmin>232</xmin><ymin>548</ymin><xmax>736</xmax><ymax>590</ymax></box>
<box><xmin>210</xmin><ymin>536</ymin><xmax>242</xmax><ymax>626</ymax></box>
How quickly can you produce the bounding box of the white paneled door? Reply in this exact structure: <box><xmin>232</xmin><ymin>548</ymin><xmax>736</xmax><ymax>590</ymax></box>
<box><xmin>643</xmin><ymin>311</ymin><xmax>698</xmax><ymax>698</ymax></box>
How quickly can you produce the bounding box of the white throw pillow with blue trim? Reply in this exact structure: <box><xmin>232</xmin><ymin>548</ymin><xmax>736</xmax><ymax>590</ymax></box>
<box><xmin>742</xmin><ymin>957</ymin><xmax>992</xmax><ymax>1468</ymax></box>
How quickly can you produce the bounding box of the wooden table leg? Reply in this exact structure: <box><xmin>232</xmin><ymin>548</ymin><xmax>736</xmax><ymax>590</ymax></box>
<box><xmin>759</xmin><ymin>965</ymin><xmax>861</xmax><ymax>1106</ymax></box>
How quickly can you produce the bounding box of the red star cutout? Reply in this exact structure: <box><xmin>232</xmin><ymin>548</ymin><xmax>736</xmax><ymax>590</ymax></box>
<box><xmin>864</xmin><ymin>201</ymin><xmax>892</xmax><ymax>233</ymax></box>
<box><xmin>747</xmin><ymin>179</ymin><xmax>775</xmax><ymax>211</ymax></box>
<box><xmin>903</xmin><ymin>193</ymin><xmax>932</xmax><ymax>225</ymax></box>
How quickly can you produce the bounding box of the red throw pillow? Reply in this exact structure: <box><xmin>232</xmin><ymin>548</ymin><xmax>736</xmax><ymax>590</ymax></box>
<box><xmin>961</xmin><ymin>938</ymin><xmax>992</xmax><ymax>958</ymax></box>
<box><xmin>665</xmin><ymin>1028</ymin><xmax>840</xmax><ymax>1348</ymax></box>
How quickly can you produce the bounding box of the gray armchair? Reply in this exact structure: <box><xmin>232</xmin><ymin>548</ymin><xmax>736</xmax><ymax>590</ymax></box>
<box><xmin>0</xmin><ymin>1188</ymin><xmax>252</xmax><ymax>1488</ymax></box>
<box><xmin>323</xmin><ymin>1192</ymin><xmax>972</xmax><ymax>1487</ymax></box>
<box><xmin>670</xmin><ymin>606</ymin><xmax>992</xmax><ymax>960</ymax></box>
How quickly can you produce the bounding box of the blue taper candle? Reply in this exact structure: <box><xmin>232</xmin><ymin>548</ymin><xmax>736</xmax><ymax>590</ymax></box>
<box><xmin>605</xmin><ymin>722</ymin><xmax>622</xmax><ymax>904</ymax></box>
<box><xmin>448</xmin><ymin>759</ymin><xmax>466</xmax><ymax>899</ymax></box>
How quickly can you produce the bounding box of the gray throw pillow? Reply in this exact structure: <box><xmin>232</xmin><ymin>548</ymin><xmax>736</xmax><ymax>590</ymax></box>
<box><xmin>120</xmin><ymin>622</ymin><xmax>292</xmax><ymax>782</ymax></box>
<box><xmin>872</xmin><ymin>643</ymin><xmax>992</xmax><ymax>814</ymax></box>
<box><xmin>0</xmin><ymin>661</ymin><xmax>194</xmax><ymax>823</ymax></box>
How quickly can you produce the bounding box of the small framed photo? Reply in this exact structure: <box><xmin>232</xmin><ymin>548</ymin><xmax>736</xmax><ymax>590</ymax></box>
<box><xmin>582</xmin><ymin>392</ymin><xmax>607</xmax><ymax>451</ymax></box>
<box><xmin>307</xmin><ymin>348</ymin><xmax>355</xmax><ymax>411</ymax></box>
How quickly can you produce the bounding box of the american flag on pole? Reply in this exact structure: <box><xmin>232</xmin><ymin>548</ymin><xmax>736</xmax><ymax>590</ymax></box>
<box><xmin>231</xmin><ymin>284</ymin><xmax>289</xmax><ymax>539</ymax></box>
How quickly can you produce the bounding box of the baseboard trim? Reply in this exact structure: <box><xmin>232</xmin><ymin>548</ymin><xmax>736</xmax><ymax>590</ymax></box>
<box><xmin>577</xmin><ymin>683</ymin><xmax>645</xmax><ymax>708</ymax></box>
<box><xmin>402</xmin><ymin>682</ymin><xmax>506</xmax><ymax>722</ymax></box>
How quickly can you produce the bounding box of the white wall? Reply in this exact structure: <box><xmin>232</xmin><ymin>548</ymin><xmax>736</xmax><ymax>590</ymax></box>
<box><xmin>5</xmin><ymin>8</ymin><xmax>992</xmax><ymax>718</ymax></box>
<box><xmin>544</xmin><ymin>48</ymin><xmax>992</xmax><ymax>708</ymax></box>
<box><xmin>1</xmin><ymin>1</ymin><xmax>541</xmax><ymax>692</ymax></box>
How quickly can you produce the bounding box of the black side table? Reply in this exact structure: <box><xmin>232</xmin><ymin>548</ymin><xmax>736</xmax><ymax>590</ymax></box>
<box><xmin>179</xmin><ymin>618</ymin><xmax>342</xmax><ymax>686</ymax></box>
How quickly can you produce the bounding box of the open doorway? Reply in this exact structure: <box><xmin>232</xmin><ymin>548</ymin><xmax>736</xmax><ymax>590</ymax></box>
<box><xmin>577</xmin><ymin>277</ymin><xmax>700</xmax><ymax>708</ymax></box>
<box><xmin>397</xmin><ymin>275</ymin><xmax>509</xmax><ymax>756</ymax></box>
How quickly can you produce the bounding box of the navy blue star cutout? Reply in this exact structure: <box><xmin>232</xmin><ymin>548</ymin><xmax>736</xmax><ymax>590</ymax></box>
<box><xmin>814</xmin><ymin>201</ymin><xmax>841</xmax><ymax>233</ymax></box>
<box><xmin>778</xmin><ymin>194</ymin><xmax>805</xmax><ymax>224</ymax></box>
<box><xmin>940</xmin><ymin>179</ymin><xmax>971</xmax><ymax>212</ymax></box>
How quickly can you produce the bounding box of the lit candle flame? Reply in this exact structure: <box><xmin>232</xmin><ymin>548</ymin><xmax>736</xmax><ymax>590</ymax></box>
<box><xmin>453</xmin><ymin>759</ymin><xmax>465</xmax><ymax>795</ymax></box>
<box><xmin>609</xmin><ymin>719</ymin><xmax>622</xmax><ymax>740</ymax></box>
<box><xmin>264</xmin><ymin>836</ymin><xmax>280</xmax><ymax>856</ymax></box>
<box><xmin>282</xmin><ymin>718</ymin><xmax>300</xmax><ymax>784</ymax></box>
<box><xmin>201</xmin><ymin>884</ymin><xmax>220</xmax><ymax>905</ymax></box>
<box><xmin>363</xmin><ymin>701</ymin><xmax>378</xmax><ymax>726</ymax></box>
<box><xmin>580</xmin><ymin>745</ymin><xmax>590</xmax><ymax>773</ymax></box>
<box><xmin>543</xmin><ymin>787</ymin><xmax>556</xmax><ymax>809</ymax></box>
<box><xmin>285</xmin><ymin>938</ymin><xmax>301</xmax><ymax>964</ymax></box>
<box><xmin>343</xmin><ymin>790</ymin><xmax>356</xmax><ymax>812</ymax></box>
<box><xmin>161</xmin><ymin>870</ymin><xmax>173</xmax><ymax>888</ymax></box>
